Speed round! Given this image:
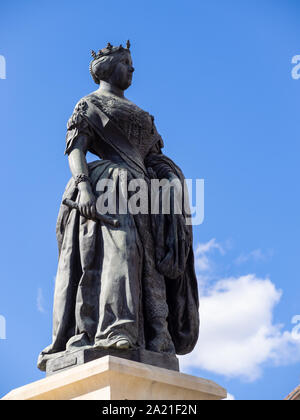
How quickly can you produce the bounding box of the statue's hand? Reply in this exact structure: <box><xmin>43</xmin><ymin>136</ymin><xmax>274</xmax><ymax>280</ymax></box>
<box><xmin>78</xmin><ymin>189</ymin><xmax>96</xmax><ymax>219</ymax></box>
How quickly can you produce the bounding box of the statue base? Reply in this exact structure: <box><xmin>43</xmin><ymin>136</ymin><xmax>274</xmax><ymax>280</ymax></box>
<box><xmin>45</xmin><ymin>347</ymin><xmax>179</xmax><ymax>376</ymax></box>
<box><xmin>2</xmin><ymin>355</ymin><xmax>227</xmax><ymax>400</ymax></box>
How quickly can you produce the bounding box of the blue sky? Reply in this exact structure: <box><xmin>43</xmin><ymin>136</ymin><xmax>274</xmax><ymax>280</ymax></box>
<box><xmin>1</xmin><ymin>0</ymin><xmax>300</xmax><ymax>400</ymax></box>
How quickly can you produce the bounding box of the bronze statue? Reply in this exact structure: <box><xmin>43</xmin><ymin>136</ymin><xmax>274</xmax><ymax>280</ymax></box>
<box><xmin>38</xmin><ymin>41</ymin><xmax>199</xmax><ymax>373</ymax></box>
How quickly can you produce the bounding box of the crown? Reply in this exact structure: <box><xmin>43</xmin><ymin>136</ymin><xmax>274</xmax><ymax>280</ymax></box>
<box><xmin>91</xmin><ymin>40</ymin><xmax>131</xmax><ymax>61</ymax></box>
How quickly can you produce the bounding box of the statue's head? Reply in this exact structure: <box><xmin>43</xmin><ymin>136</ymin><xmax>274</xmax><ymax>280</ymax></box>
<box><xmin>90</xmin><ymin>41</ymin><xmax>134</xmax><ymax>91</ymax></box>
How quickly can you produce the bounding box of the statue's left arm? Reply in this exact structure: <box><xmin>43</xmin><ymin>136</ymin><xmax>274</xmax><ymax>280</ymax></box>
<box><xmin>145</xmin><ymin>125</ymin><xmax>182</xmax><ymax>182</ymax></box>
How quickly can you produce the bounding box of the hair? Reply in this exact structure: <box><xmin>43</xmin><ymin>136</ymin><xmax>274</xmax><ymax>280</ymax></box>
<box><xmin>89</xmin><ymin>50</ymin><xmax>130</xmax><ymax>85</ymax></box>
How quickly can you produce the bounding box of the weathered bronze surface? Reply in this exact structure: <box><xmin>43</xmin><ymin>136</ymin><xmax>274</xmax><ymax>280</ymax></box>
<box><xmin>38</xmin><ymin>41</ymin><xmax>199</xmax><ymax>373</ymax></box>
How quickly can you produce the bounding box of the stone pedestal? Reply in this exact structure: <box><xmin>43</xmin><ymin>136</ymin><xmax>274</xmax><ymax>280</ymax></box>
<box><xmin>2</xmin><ymin>355</ymin><xmax>227</xmax><ymax>400</ymax></box>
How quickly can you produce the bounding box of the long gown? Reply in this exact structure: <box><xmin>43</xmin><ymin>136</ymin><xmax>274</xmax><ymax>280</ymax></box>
<box><xmin>38</xmin><ymin>91</ymin><xmax>199</xmax><ymax>371</ymax></box>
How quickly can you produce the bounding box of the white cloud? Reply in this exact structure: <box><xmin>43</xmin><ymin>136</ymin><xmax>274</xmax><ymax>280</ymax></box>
<box><xmin>195</xmin><ymin>239</ymin><xmax>225</xmax><ymax>272</ymax></box>
<box><xmin>179</xmin><ymin>240</ymin><xmax>300</xmax><ymax>382</ymax></box>
<box><xmin>224</xmin><ymin>393</ymin><xmax>236</xmax><ymax>400</ymax></box>
<box><xmin>196</xmin><ymin>238</ymin><xmax>225</xmax><ymax>258</ymax></box>
<box><xmin>37</xmin><ymin>288</ymin><xmax>46</xmax><ymax>314</ymax></box>
<box><xmin>235</xmin><ymin>248</ymin><xmax>273</xmax><ymax>265</ymax></box>
<box><xmin>194</xmin><ymin>238</ymin><xmax>225</xmax><ymax>289</ymax></box>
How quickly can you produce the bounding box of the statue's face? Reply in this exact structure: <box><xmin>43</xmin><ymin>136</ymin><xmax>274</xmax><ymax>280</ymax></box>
<box><xmin>109</xmin><ymin>53</ymin><xmax>134</xmax><ymax>91</ymax></box>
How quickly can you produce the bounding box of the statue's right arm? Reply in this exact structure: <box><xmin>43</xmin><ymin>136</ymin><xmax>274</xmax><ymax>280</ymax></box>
<box><xmin>67</xmin><ymin>135</ymin><xmax>96</xmax><ymax>220</ymax></box>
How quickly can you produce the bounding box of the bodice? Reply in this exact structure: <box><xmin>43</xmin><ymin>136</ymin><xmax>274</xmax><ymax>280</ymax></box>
<box><xmin>89</xmin><ymin>92</ymin><xmax>161</xmax><ymax>159</ymax></box>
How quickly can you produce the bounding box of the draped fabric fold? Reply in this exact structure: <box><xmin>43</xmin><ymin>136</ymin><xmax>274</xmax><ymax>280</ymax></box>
<box><xmin>145</xmin><ymin>153</ymin><xmax>199</xmax><ymax>354</ymax></box>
